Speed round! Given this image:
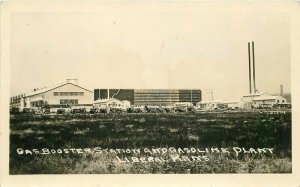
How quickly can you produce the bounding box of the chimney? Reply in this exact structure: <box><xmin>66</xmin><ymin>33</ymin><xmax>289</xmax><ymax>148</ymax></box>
<box><xmin>248</xmin><ymin>42</ymin><xmax>252</xmax><ymax>94</ymax></box>
<box><xmin>280</xmin><ymin>84</ymin><xmax>283</xmax><ymax>96</ymax></box>
<box><xmin>252</xmin><ymin>41</ymin><xmax>256</xmax><ymax>94</ymax></box>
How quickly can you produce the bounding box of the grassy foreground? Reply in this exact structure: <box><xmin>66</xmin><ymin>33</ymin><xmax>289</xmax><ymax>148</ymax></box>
<box><xmin>10</xmin><ymin>111</ymin><xmax>291</xmax><ymax>174</ymax></box>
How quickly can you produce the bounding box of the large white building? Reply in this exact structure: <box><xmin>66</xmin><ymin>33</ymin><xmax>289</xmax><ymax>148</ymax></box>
<box><xmin>10</xmin><ymin>80</ymin><xmax>93</xmax><ymax>111</ymax></box>
<box><xmin>242</xmin><ymin>92</ymin><xmax>287</xmax><ymax>108</ymax></box>
<box><xmin>196</xmin><ymin>92</ymin><xmax>288</xmax><ymax>110</ymax></box>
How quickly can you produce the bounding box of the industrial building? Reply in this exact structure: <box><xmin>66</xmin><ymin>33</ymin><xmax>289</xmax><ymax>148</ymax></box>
<box><xmin>225</xmin><ymin>100</ymin><xmax>252</xmax><ymax>110</ymax></box>
<box><xmin>10</xmin><ymin>93</ymin><xmax>26</xmax><ymax>110</ymax></box>
<box><xmin>196</xmin><ymin>100</ymin><xmax>228</xmax><ymax>110</ymax></box>
<box><xmin>243</xmin><ymin>92</ymin><xmax>287</xmax><ymax>108</ymax></box>
<box><xmin>195</xmin><ymin>41</ymin><xmax>289</xmax><ymax>111</ymax></box>
<box><xmin>10</xmin><ymin>79</ymin><xmax>93</xmax><ymax>111</ymax></box>
<box><xmin>243</xmin><ymin>41</ymin><xmax>289</xmax><ymax>109</ymax></box>
<box><xmin>94</xmin><ymin>89</ymin><xmax>202</xmax><ymax>106</ymax></box>
<box><xmin>94</xmin><ymin>98</ymin><xmax>130</xmax><ymax>108</ymax></box>
<box><xmin>196</xmin><ymin>93</ymin><xmax>287</xmax><ymax>110</ymax></box>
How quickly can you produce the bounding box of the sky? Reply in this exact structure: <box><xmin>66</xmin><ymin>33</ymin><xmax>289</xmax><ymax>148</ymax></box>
<box><xmin>9</xmin><ymin>2</ymin><xmax>291</xmax><ymax>100</ymax></box>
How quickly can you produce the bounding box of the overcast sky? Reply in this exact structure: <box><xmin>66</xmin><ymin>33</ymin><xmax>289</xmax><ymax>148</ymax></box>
<box><xmin>9</xmin><ymin>3</ymin><xmax>291</xmax><ymax>100</ymax></box>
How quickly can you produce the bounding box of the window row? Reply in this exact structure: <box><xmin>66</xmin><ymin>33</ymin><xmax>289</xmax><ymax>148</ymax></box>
<box><xmin>54</xmin><ymin>92</ymin><xmax>84</xmax><ymax>96</ymax></box>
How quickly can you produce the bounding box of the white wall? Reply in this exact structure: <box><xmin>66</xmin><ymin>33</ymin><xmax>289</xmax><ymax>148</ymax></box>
<box><xmin>25</xmin><ymin>83</ymin><xmax>93</xmax><ymax>106</ymax></box>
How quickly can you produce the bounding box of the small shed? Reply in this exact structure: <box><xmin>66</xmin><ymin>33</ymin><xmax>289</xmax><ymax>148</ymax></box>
<box><xmin>93</xmin><ymin>98</ymin><xmax>130</xmax><ymax>108</ymax></box>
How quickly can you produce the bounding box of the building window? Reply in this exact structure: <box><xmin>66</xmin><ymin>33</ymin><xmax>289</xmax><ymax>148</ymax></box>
<box><xmin>30</xmin><ymin>100</ymin><xmax>44</xmax><ymax>107</ymax></box>
<box><xmin>60</xmin><ymin>99</ymin><xmax>78</xmax><ymax>105</ymax></box>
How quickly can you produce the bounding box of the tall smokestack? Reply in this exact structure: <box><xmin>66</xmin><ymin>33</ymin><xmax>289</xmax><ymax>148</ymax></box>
<box><xmin>252</xmin><ymin>41</ymin><xmax>256</xmax><ymax>94</ymax></box>
<box><xmin>248</xmin><ymin>42</ymin><xmax>252</xmax><ymax>94</ymax></box>
<box><xmin>280</xmin><ymin>84</ymin><xmax>283</xmax><ymax>96</ymax></box>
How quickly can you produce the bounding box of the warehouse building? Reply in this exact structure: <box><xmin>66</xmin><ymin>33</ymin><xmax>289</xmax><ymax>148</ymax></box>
<box><xmin>243</xmin><ymin>92</ymin><xmax>287</xmax><ymax>108</ymax></box>
<box><xmin>10</xmin><ymin>79</ymin><xmax>93</xmax><ymax>111</ymax></box>
<box><xmin>94</xmin><ymin>89</ymin><xmax>202</xmax><ymax>106</ymax></box>
<box><xmin>196</xmin><ymin>92</ymin><xmax>288</xmax><ymax>111</ymax></box>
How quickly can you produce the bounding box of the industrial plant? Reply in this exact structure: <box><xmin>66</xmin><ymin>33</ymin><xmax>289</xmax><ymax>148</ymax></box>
<box><xmin>94</xmin><ymin>89</ymin><xmax>201</xmax><ymax>106</ymax></box>
<box><xmin>9</xmin><ymin>42</ymin><xmax>291</xmax><ymax>114</ymax></box>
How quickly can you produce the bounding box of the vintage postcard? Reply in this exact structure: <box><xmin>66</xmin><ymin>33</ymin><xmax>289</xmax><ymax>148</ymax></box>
<box><xmin>1</xmin><ymin>1</ymin><xmax>300</xmax><ymax>187</ymax></box>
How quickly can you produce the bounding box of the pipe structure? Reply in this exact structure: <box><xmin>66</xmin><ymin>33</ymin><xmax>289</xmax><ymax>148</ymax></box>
<box><xmin>248</xmin><ymin>42</ymin><xmax>252</xmax><ymax>94</ymax></box>
<box><xmin>252</xmin><ymin>41</ymin><xmax>256</xmax><ymax>94</ymax></box>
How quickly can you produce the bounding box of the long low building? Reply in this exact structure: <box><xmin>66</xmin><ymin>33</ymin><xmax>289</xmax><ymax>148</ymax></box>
<box><xmin>10</xmin><ymin>80</ymin><xmax>93</xmax><ymax>111</ymax></box>
<box><xmin>242</xmin><ymin>92</ymin><xmax>288</xmax><ymax>108</ymax></box>
<box><xmin>94</xmin><ymin>89</ymin><xmax>202</xmax><ymax>106</ymax></box>
<box><xmin>196</xmin><ymin>92</ymin><xmax>289</xmax><ymax>111</ymax></box>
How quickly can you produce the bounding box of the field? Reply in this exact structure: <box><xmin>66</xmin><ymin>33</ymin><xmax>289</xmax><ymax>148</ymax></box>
<box><xmin>10</xmin><ymin>111</ymin><xmax>292</xmax><ymax>174</ymax></box>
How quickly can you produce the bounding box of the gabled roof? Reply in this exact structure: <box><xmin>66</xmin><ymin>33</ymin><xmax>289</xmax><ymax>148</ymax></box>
<box><xmin>252</xmin><ymin>95</ymin><xmax>285</xmax><ymax>101</ymax></box>
<box><xmin>25</xmin><ymin>82</ymin><xmax>92</xmax><ymax>97</ymax></box>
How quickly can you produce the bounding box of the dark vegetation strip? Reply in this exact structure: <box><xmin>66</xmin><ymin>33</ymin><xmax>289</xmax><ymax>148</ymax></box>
<box><xmin>9</xmin><ymin>112</ymin><xmax>291</xmax><ymax>174</ymax></box>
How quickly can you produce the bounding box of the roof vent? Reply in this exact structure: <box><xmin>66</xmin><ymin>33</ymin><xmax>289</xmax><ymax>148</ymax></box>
<box><xmin>66</xmin><ymin>79</ymin><xmax>79</xmax><ymax>85</ymax></box>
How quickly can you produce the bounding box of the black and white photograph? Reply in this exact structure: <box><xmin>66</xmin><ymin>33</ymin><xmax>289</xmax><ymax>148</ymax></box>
<box><xmin>1</xmin><ymin>1</ymin><xmax>300</xmax><ymax>187</ymax></box>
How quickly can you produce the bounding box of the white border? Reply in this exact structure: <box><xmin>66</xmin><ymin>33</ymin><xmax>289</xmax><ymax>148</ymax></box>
<box><xmin>1</xmin><ymin>1</ymin><xmax>300</xmax><ymax>187</ymax></box>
